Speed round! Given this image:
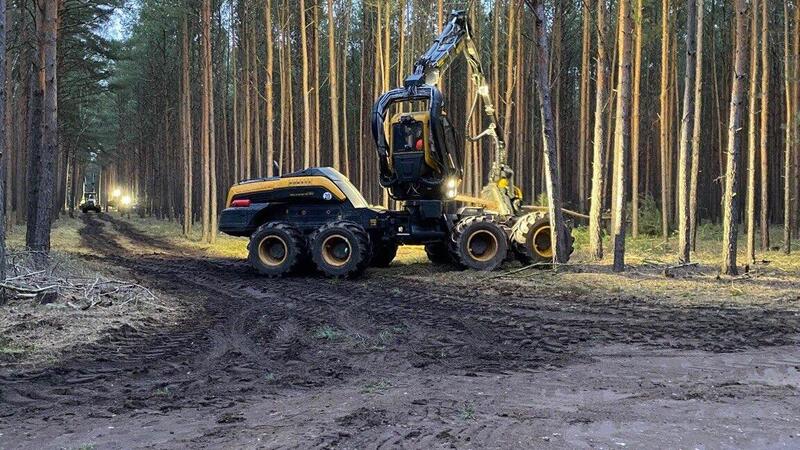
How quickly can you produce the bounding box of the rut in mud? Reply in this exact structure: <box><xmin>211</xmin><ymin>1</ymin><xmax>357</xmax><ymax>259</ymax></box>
<box><xmin>2</xmin><ymin>214</ymin><xmax>800</xmax><ymax>448</ymax></box>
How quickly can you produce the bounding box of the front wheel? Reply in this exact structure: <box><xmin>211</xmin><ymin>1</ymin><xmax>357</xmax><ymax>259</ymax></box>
<box><xmin>511</xmin><ymin>212</ymin><xmax>574</xmax><ymax>264</ymax></box>
<box><xmin>310</xmin><ymin>221</ymin><xmax>371</xmax><ymax>278</ymax></box>
<box><xmin>248</xmin><ymin>222</ymin><xmax>305</xmax><ymax>277</ymax></box>
<box><xmin>450</xmin><ymin>216</ymin><xmax>509</xmax><ymax>271</ymax></box>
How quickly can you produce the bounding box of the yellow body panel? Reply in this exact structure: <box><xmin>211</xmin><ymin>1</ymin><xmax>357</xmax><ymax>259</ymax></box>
<box><xmin>226</xmin><ymin>176</ymin><xmax>347</xmax><ymax>207</ymax></box>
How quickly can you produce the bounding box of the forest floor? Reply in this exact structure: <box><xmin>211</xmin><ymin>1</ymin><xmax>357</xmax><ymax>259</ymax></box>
<box><xmin>1</xmin><ymin>213</ymin><xmax>800</xmax><ymax>449</ymax></box>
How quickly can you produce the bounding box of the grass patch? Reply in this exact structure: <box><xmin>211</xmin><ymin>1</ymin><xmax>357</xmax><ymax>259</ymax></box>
<box><xmin>361</xmin><ymin>380</ymin><xmax>392</xmax><ymax>394</ymax></box>
<box><xmin>459</xmin><ymin>402</ymin><xmax>476</xmax><ymax>420</ymax></box>
<box><xmin>313</xmin><ymin>325</ymin><xmax>342</xmax><ymax>341</ymax></box>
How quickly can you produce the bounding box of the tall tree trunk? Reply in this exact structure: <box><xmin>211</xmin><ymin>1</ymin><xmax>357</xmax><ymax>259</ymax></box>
<box><xmin>327</xmin><ymin>0</ymin><xmax>340</xmax><ymax>170</ymax></box>
<box><xmin>689</xmin><ymin>0</ymin><xmax>704</xmax><ymax>251</ymax></box>
<box><xmin>300</xmin><ymin>0</ymin><xmax>312</xmax><ymax>167</ymax></box>
<box><xmin>783</xmin><ymin>0</ymin><xmax>793</xmax><ymax>254</ymax></box>
<box><xmin>758</xmin><ymin>0</ymin><xmax>769</xmax><ymax>250</ymax></box>
<box><xmin>201</xmin><ymin>0</ymin><xmax>213</xmax><ymax>242</ymax></box>
<box><xmin>589</xmin><ymin>0</ymin><xmax>608</xmax><ymax>260</ymax></box>
<box><xmin>745</xmin><ymin>0</ymin><xmax>759</xmax><ymax>263</ymax></box>
<box><xmin>27</xmin><ymin>0</ymin><xmax>58</xmax><ymax>257</ymax></box>
<box><xmin>578</xmin><ymin>0</ymin><xmax>592</xmax><ymax>213</ymax></box>
<box><xmin>611</xmin><ymin>0</ymin><xmax>633</xmax><ymax>272</ymax></box>
<box><xmin>502</xmin><ymin>0</ymin><xmax>517</xmax><ymax>146</ymax></box>
<box><xmin>0</xmin><ymin>0</ymin><xmax>5</xmax><ymax>280</ymax></box>
<box><xmin>721</xmin><ymin>0</ymin><xmax>748</xmax><ymax>275</ymax></box>
<box><xmin>181</xmin><ymin>10</ymin><xmax>193</xmax><ymax>236</ymax></box>
<box><xmin>527</xmin><ymin>0</ymin><xmax>570</xmax><ymax>264</ymax></box>
<box><xmin>677</xmin><ymin>0</ymin><xmax>698</xmax><ymax>263</ymax></box>
<box><xmin>659</xmin><ymin>0</ymin><xmax>671</xmax><ymax>240</ymax></box>
<box><xmin>265</xmin><ymin>0</ymin><xmax>275</xmax><ymax>176</ymax></box>
<box><xmin>631</xmin><ymin>0</ymin><xmax>643</xmax><ymax>238</ymax></box>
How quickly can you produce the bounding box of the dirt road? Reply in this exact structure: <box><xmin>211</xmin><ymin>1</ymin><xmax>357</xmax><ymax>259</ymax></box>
<box><xmin>2</xmin><ymin>215</ymin><xmax>799</xmax><ymax>448</ymax></box>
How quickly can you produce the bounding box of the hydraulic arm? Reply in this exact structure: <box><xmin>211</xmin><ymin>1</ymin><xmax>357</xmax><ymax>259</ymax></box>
<box><xmin>372</xmin><ymin>11</ymin><xmax>519</xmax><ymax>212</ymax></box>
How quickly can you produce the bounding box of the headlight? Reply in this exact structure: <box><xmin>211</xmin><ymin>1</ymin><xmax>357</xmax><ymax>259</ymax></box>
<box><xmin>112</xmin><ymin>188</ymin><xmax>121</xmax><ymax>198</ymax></box>
<box><xmin>121</xmin><ymin>195</ymin><xmax>132</xmax><ymax>206</ymax></box>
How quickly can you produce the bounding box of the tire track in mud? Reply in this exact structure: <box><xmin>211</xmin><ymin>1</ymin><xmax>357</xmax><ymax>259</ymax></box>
<box><xmin>4</xmin><ymin>215</ymin><xmax>800</xmax><ymax>448</ymax></box>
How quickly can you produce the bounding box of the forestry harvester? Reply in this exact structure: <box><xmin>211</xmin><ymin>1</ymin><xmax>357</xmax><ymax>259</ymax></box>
<box><xmin>219</xmin><ymin>11</ymin><xmax>573</xmax><ymax>278</ymax></box>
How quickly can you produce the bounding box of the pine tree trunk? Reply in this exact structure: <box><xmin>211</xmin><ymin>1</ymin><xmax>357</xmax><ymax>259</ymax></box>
<box><xmin>201</xmin><ymin>0</ymin><xmax>212</xmax><ymax>242</ymax></box>
<box><xmin>300</xmin><ymin>0</ymin><xmax>312</xmax><ymax>167</ymax></box>
<box><xmin>578</xmin><ymin>0</ymin><xmax>592</xmax><ymax>214</ymax></box>
<box><xmin>528</xmin><ymin>0</ymin><xmax>570</xmax><ymax>264</ymax></box>
<box><xmin>721</xmin><ymin>0</ymin><xmax>748</xmax><ymax>276</ymax></box>
<box><xmin>659</xmin><ymin>0</ymin><xmax>671</xmax><ymax>240</ymax></box>
<box><xmin>0</xmin><ymin>0</ymin><xmax>6</xmax><ymax>280</ymax></box>
<box><xmin>783</xmin><ymin>0</ymin><xmax>793</xmax><ymax>254</ymax></box>
<box><xmin>588</xmin><ymin>0</ymin><xmax>608</xmax><ymax>261</ymax></box>
<box><xmin>27</xmin><ymin>0</ymin><xmax>58</xmax><ymax>257</ymax></box>
<box><xmin>502</xmin><ymin>0</ymin><xmax>516</xmax><ymax>146</ymax></box>
<box><xmin>677</xmin><ymin>0</ymin><xmax>697</xmax><ymax>263</ymax></box>
<box><xmin>745</xmin><ymin>0</ymin><xmax>759</xmax><ymax>264</ymax></box>
<box><xmin>327</xmin><ymin>0</ymin><xmax>340</xmax><ymax>170</ymax></box>
<box><xmin>758</xmin><ymin>0</ymin><xmax>769</xmax><ymax>250</ymax></box>
<box><xmin>265</xmin><ymin>0</ymin><xmax>275</xmax><ymax>176</ymax></box>
<box><xmin>181</xmin><ymin>11</ymin><xmax>193</xmax><ymax>236</ymax></box>
<box><xmin>611</xmin><ymin>0</ymin><xmax>633</xmax><ymax>272</ymax></box>
<box><xmin>631</xmin><ymin>0</ymin><xmax>643</xmax><ymax>238</ymax></box>
<box><xmin>689</xmin><ymin>0</ymin><xmax>704</xmax><ymax>251</ymax></box>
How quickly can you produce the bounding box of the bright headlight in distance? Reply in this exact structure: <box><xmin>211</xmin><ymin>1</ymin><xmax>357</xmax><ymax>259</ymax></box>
<box><xmin>121</xmin><ymin>195</ymin><xmax>132</xmax><ymax>206</ymax></box>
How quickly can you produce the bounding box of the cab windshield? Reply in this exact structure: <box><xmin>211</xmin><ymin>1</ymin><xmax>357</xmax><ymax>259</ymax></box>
<box><xmin>333</xmin><ymin>179</ymin><xmax>369</xmax><ymax>208</ymax></box>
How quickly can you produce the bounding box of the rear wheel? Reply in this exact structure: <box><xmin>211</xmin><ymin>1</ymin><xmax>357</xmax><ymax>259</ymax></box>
<box><xmin>310</xmin><ymin>221</ymin><xmax>371</xmax><ymax>278</ymax></box>
<box><xmin>248</xmin><ymin>222</ymin><xmax>305</xmax><ymax>277</ymax></box>
<box><xmin>371</xmin><ymin>241</ymin><xmax>398</xmax><ymax>268</ymax></box>
<box><xmin>450</xmin><ymin>216</ymin><xmax>509</xmax><ymax>271</ymax></box>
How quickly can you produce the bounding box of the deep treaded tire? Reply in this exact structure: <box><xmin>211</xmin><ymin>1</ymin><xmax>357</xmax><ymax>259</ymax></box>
<box><xmin>310</xmin><ymin>221</ymin><xmax>371</xmax><ymax>278</ymax></box>
<box><xmin>371</xmin><ymin>241</ymin><xmax>399</xmax><ymax>268</ymax></box>
<box><xmin>511</xmin><ymin>212</ymin><xmax>574</xmax><ymax>264</ymax></box>
<box><xmin>248</xmin><ymin>222</ymin><xmax>306</xmax><ymax>277</ymax></box>
<box><xmin>449</xmin><ymin>215</ymin><xmax>509</xmax><ymax>271</ymax></box>
<box><xmin>425</xmin><ymin>243</ymin><xmax>453</xmax><ymax>265</ymax></box>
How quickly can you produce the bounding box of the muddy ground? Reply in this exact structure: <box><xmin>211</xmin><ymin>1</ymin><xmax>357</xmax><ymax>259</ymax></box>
<box><xmin>1</xmin><ymin>214</ymin><xmax>800</xmax><ymax>449</ymax></box>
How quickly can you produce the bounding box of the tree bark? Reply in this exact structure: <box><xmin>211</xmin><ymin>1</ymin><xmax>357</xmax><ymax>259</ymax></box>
<box><xmin>300</xmin><ymin>0</ymin><xmax>312</xmax><ymax>167</ymax></box>
<box><xmin>659</xmin><ymin>0</ymin><xmax>671</xmax><ymax>240</ymax></box>
<box><xmin>588</xmin><ymin>0</ymin><xmax>608</xmax><ymax>261</ymax></box>
<box><xmin>677</xmin><ymin>0</ymin><xmax>697</xmax><ymax>263</ymax></box>
<box><xmin>265</xmin><ymin>0</ymin><xmax>275</xmax><ymax>177</ymax></box>
<box><xmin>611</xmin><ymin>0</ymin><xmax>633</xmax><ymax>272</ymax></box>
<box><xmin>783</xmin><ymin>0</ymin><xmax>793</xmax><ymax>254</ymax></box>
<box><xmin>758</xmin><ymin>0</ymin><xmax>769</xmax><ymax>250</ymax></box>
<box><xmin>631</xmin><ymin>0</ymin><xmax>643</xmax><ymax>238</ymax></box>
<box><xmin>26</xmin><ymin>0</ymin><xmax>58</xmax><ymax>258</ymax></box>
<box><xmin>327</xmin><ymin>0</ymin><xmax>340</xmax><ymax>171</ymax></box>
<box><xmin>181</xmin><ymin>10</ymin><xmax>193</xmax><ymax>236</ymax></box>
<box><xmin>527</xmin><ymin>0</ymin><xmax>570</xmax><ymax>264</ymax></box>
<box><xmin>721</xmin><ymin>0</ymin><xmax>748</xmax><ymax>275</ymax></box>
<box><xmin>578</xmin><ymin>0</ymin><xmax>592</xmax><ymax>214</ymax></box>
<box><xmin>0</xmin><ymin>0</ymin><xmax>6</xmax><ymax>280</ymax></box>
<box><xmin>689</xmin><ymin>0</ymin><xmax>704</xmax><ymax>251</ymax></box>
<box><xmin>745</xmin><ymin>0</ymin><xmax>759</xmax><ymax>264</ymax></box>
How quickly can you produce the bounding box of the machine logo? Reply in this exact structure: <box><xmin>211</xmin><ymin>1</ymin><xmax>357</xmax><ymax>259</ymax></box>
<box><xmin>323</xmin><ymin>192</ymin><xmax>333</xmax><ymax>201</ymax></box>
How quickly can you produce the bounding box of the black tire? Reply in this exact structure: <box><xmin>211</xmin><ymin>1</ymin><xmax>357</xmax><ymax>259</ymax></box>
<box><xmin>450</xmin><ymin>215</ymin><xmax>509</xmax><ymax>271</ymax></box>
<box><xmin>424</xmin><ymin>243</ymin><xmax>453</xmax><ymax>265</ymax></box>
<box><xmin>371</xmin><ymin>241</ymin><xmax>398</xmax><ymax>268</ymax></box>
<box><xmin>310</xmin><ymin>221</ymin><xmax>371</xmax><ymax>278</ymax></box>
<box><xmin>247</xmin><ymin>222</ymin><xmax>305</xmax><ymax>277</ymax></box>
<box><xmin>511</xmin><ymin>212</ymin><xmax>574</xmax><ymax>264</ymax></box>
